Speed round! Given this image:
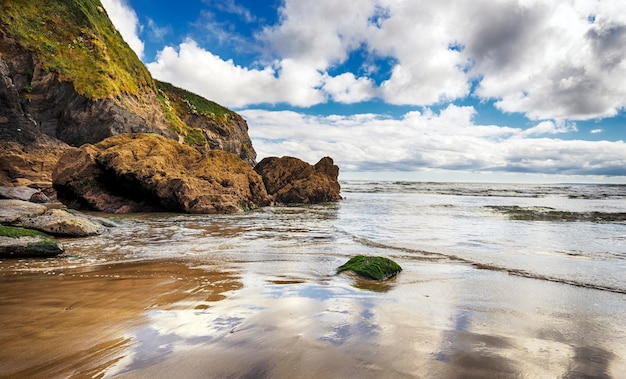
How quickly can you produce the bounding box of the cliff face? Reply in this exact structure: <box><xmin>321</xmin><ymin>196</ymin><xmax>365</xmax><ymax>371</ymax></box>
<box><xmin>0</xmin><ymin>0</ymin><xmax>256</xmax><ymax>187</ymax></box>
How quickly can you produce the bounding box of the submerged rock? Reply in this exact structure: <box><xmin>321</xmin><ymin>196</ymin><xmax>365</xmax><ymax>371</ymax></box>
<box><xmin>53</xmin><ymin>133</ymin><xmax>270</xmax><ymax>214</ymax></box>
<box><xmin>254</xmin><ymin>156</ymin><xmax>341</xmax><ymax>204</ymax></box>
<box><xmin>0</xmin><ymin>225</ymin><xmax>63</xmax><ymax>258</ymax></box>
<box><xmin>337</xmin><ymin>255</ymin><xmax>402</xmax><ymax>281</ymax></box>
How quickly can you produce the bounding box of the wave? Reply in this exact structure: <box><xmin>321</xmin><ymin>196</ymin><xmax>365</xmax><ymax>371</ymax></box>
<box><xmin>340</xmin><ymin>181</ymin><xmax>626</xmax><ymax>199</ymax></box>
<box><xmin>485</xmin><ymin>206</ymin><xmax>626</xmax><ymax>222</ymax></box>
<box><xmin>344</xmin><ymin>231</ymin><xmax>626</xmax><ymax>295</ymax></box>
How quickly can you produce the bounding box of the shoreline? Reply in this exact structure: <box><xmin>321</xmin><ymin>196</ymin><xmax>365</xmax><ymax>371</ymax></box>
<box><xmin>1</xmin><ymin>255</ymin><xmax>624</xmax><ymax>378</ymax></box>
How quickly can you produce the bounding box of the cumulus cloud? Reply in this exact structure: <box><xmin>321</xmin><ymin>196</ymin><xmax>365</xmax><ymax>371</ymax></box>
<box><xmin>242</xmin><ymin>107</ymin><xmax>626</xmax><ymax>176</ymax></box>
<box><xmin>100</xmin><ymin>0</ymin><xmax>144</xmax><ymax>59</ymax></box>
<box><xmin>140</xmin><ymin>0</ymin><xmax>626</xmax><ymax>121</ymax></box>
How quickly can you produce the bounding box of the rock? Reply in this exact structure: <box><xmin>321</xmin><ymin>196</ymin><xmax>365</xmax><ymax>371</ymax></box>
<box><xmin>0</xmin><ymin>186</ymin><xmax>39</xmax><ymax>201</ymax></box>
<box><xmin>0</xmin><ymin>199</ymin><xmax>47</xmax><ymax>224</ymax></box>
<box><xmin>254</xmin><ymin>156</ymin><xmax>342</xmax><ymax>204</ymax></box>
<box><xmin>29</xmin><ymin>191</ymin><xmax>50</xmax><ymax>203</ymax></box>
<box><xmin>337</xmin><ymin>255</ymin><xmax>402</xmax><ymax>281</ymax></box>
<box><xmin>0</xmin><ymin>225</ymin><xmax>63</xmax><ymax>258</ymax></box>
<box><xmin>19</xmin><ymin>209</ymin><xmax>106</xmax><ymax>237</ymax></box>
<box><xmin>53</xmin><ymin>133</ymin><xmax>270</xmax><ymax>214</ymax></box>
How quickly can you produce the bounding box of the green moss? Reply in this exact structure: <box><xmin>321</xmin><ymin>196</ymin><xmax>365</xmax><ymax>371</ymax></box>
<box><xmin>155</xmin><ymin>80</ymin><xmax>237</xmax><ymax>125</ymax></box>
<box><xmin>156</xmin><ymin>88</ymin><xmax>209</xmax><ymax>147</ymax></box>
<box><xmin>0</xmin><ymin>0</ymin><xmax>154</xmax><ymax>100</ymax></box>
<box><xmin>0</xmin><ymin>225</ymin><xmax>46</xmax><ymax>238</ymax></box>
<box><xmin>337</xmin><ymin>255</ymin><xmax>402</xmax><ymax>281</ymax></box>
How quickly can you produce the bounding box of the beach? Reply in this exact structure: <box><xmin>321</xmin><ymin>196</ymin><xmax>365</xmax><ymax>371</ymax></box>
<box><xmin>1</xmin><ymin>181</ymin><xmax>625</xmax><ymax>378</ymax></box>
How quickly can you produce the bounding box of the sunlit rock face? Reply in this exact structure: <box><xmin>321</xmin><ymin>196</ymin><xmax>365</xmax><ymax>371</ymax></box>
<box><xmin>255</xmin><ymin>156</ymin><xmax>341</xmax><ymax>204</ymax></box>
<box><xmin>53</xmin><ymin>133</ymin><xmax>270</xmax><ymax>214</ymax></box>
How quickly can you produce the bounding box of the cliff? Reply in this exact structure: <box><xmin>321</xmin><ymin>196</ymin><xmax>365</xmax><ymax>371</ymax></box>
<box><xmin>0</xmin><ymin>0</ymin><xmax>256</xmax><ymax>188</ymax></box>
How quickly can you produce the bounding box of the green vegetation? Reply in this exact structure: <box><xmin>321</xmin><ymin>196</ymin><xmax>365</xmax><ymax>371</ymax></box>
<box><xmin>155</xmin><ymin>80</ymin><xmax>242</xmax><ymax>147</ymax></box>
<box><xmin>337</xmin><ymin>255</ymin><xmax>402</xmax><ymax>281</ymax></box>
<box><xmin>0</xmin><ymin>225</ymin><xmax>46</xmax><ymax>238</ymax></box>
<box><xmin>0</xmin><ymin>0</ymin><xmax>153</xmax><ymax>100</ymax></box>
<box><xmin>156</xmin><ymin>87</ymin><xmax>208</xmax><ymax>147</ymax></box>
<box><xmin>156</xmin><ymin>80</ymin><xmax>236</xmax><ymax>123</ymax></box>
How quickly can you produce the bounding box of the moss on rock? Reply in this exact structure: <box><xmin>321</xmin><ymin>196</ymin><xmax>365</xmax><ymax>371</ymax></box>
<box><xmin>0</xmin><ymin>226</ymin><xmax>64</xmax><ymax>258</ymax></box>
<box><xmin>337</xmin><ymin>255</ymin><xmax>402</xmax><ymax>281</ymax></box>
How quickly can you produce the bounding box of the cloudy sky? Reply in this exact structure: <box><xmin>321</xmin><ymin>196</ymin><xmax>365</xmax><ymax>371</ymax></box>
<box><xmin>101</xmin><ymin>0</ymin><xmax>626</xmax><ymax>182</ymax></box>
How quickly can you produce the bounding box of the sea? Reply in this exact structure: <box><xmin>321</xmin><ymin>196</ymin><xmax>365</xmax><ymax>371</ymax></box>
<box><xmin>2</xmin><ymin>180</ymin><xmax>626</xmax><ymax>377</ymax></box>
<box><xmin>52</xmin><ymin>180</ymin><xmax>626</xmax><ymax>294</ymax></box>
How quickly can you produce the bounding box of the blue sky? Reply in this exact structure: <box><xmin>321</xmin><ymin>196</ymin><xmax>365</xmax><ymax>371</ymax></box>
<box><xmin>101</xmin><ymin>0</ymin><xmax>626</xmax><ymax>182</ymax></box>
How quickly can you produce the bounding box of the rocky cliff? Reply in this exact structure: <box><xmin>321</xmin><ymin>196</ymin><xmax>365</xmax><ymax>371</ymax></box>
<box><xmin>0</xmin><ymin>0</ymin><xmax>256</xmax><ymax>188</ymax></box>
<box><xmin>0</xmin><ymin>0</ymin><xmax>340</xmax><ymax>214</ymax></box>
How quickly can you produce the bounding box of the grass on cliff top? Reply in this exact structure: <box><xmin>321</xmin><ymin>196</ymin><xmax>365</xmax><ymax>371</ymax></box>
<box><xmin>155</xmin><ymin>80</ymin><xmax>238</xmax><ymax>123</ymax></box>
<box><xmin>155</xmin><ymin>80</ymin><xmax>243</xmax><ymax>147</ymax></box>
<box><xmin>337</xmin><ymin>255</ymin><xmax>402</xmax><ymax>281</ymax></box>
<box><xmin>0</xmin><ymin>0</ymin><xmax>153</xmax><ymax>100</ymax></box>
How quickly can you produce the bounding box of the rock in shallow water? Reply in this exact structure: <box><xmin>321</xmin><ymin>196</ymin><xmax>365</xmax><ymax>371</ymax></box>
<box><xmin>337</xmin><ymin>255</ymin><xmax>402</xmax><ymax>281</ymax></box>
<box><xmin>19</xmin><ymin>209</ymin><xmax>106</xmax><ymax>237</ymax></box>
<box><xmin>0</xmin><ymin>226</ymin><xmax>63</xmax><ymax>258</ymax></box>
<box><xmin>254</xmin><ymin>156</ymin><xmax>341</xmax><ymax>204</ymax></box>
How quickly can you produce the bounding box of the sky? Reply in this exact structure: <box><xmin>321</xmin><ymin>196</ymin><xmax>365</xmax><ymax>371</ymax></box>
<box><xmin>100</xmin><ymin>0</ymin><xmax>626</xmax><ymax>182</ymax></box>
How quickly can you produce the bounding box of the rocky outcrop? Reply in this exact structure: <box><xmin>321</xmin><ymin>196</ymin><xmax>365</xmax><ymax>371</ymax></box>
<box><xmin>0</xmin><ymin>225</ymin><xmax>63</xmax><ymax>258</ymax></box>
<box><xmin>53</xmin><ymin>134</ymin><xmax>270</xmax><ymax>214</ymax></box>
<box><xmin>0</xmin><ymin>1</ymin><xmax>259</xmax><ymax>197</ymax></box>
<box><xmin>155</xmin><ymin>81</ymin><xmax>257</xmax><ymax>165</ymax></box>
<box><xmin>254</xmin><ymin>156</ymin><xmax>342</xmax><ymax>204</ymax></box>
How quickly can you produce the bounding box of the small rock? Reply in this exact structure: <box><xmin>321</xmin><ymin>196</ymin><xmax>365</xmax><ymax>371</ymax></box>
<box><xmin>337</xmin><ymin>255</ymin><xmax>402</xmax><ymax>281</ymax></box>
<box><xmin>29</xmin><ymin>192</ymin><xmax>50</xmax><ymax>203</ymax></box>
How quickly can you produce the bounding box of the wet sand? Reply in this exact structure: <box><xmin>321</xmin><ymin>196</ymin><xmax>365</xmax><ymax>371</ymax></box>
<box><xmin>1</xmin><ymin>256</ymin><xmax>624</xmax><ymax>378</ymax></box>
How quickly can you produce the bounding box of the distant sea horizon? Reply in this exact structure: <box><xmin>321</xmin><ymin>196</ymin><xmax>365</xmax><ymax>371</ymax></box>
<box><xmin>340</xmin><ymin>170</ymin><xmax>626</xmax><ymax>184</ymax></box>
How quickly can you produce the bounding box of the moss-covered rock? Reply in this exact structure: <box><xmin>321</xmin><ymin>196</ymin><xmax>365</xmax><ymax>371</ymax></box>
<box><xmin>337</xmin><ymin>255</ymin><xmax>402</xmax><ymax>281</ymax></box>
<box><xmin>0</xmin><ymin>225</ymin><xmax>63</xmax><ymax>258</ymax></box>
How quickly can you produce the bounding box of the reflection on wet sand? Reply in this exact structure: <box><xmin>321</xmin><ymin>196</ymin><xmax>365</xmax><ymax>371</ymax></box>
<box><xmin>0</xmin><ymin>260</ymin><xmax>241</xmax><ymax>378</ymax></box>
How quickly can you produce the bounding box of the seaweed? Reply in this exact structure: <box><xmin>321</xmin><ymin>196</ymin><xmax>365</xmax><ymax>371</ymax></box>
<box><xmin>337</xmin><ymin>255</ymin><xmax>402</xmax><ymax>281</ymax></box>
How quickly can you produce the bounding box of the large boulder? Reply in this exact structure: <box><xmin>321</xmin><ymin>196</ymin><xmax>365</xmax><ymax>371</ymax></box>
<box><xmin>254</xmin><ymin>156</ymin><xmax>341</xmax><ymax>204</ymax></box>
<box><xmin>53</xmin><ymin>133</ymin><xmax>270</xmax><ymax>214</ymax></box>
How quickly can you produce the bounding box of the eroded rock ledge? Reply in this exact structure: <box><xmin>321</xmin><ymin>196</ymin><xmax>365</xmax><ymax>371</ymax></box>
<box><xmin>52</xmin><ymin>134</ymin><xmax>342</xmax><ymax>214</ymax></box>
<box><xmin>53</xmin><ymin>133</ymin><xmax>271</xmax><ymax>214</ymax></box>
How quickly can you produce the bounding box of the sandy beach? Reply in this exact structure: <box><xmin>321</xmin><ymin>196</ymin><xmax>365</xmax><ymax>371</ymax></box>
<box><xmin>1</xmin><ymin>255</ymin><xmax>624</xmax><ymax>378</ymax></box>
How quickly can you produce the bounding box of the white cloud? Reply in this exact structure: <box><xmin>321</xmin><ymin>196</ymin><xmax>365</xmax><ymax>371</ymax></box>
<box><xmin>322</xmin><ymin>73</ymin><xmax>376</xmax><ymax>103</ymax></box>
<box><xmin>242</xmin><ymin>106</ymin><xmax>626</xmax><ymax>176</ymax></box>
<box><xmin>591</xmin><ymin>129</ymin><xmax>603</xmax><ymax>134</ymax></box>
<box><xmin>139</xmin><ymin>0</ymin><xmax>626</xmax><ymax>122</ymax></box>
<box><xmin>147</xmin><ymin>41</ymin><xmax>325</xmax><ymax>107</ymax></box>
<box><xmin>522</xmin><ymin>120</ymin><xmax>578</xmax><ymax>136</ymax></box>
<box><xmin>100</xmin><ymin>0</ymin><xmax>145</xmax><ymax>59</ymax></box>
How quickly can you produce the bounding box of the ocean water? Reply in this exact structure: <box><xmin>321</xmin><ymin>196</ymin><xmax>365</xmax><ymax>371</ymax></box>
<box><xmin>338</xmin><ymin>181</ymin><xmax>626</xmax><ymax>294</ymax></box>
<box><xmin>49</xmin><ymin>180</ymin><xmax>626</xmax><ymax>294</ymax></box>
<box><xmin>2</xmin><ymin>180</ymin><xmax>626</xmax><ymax>377</ymax></box>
